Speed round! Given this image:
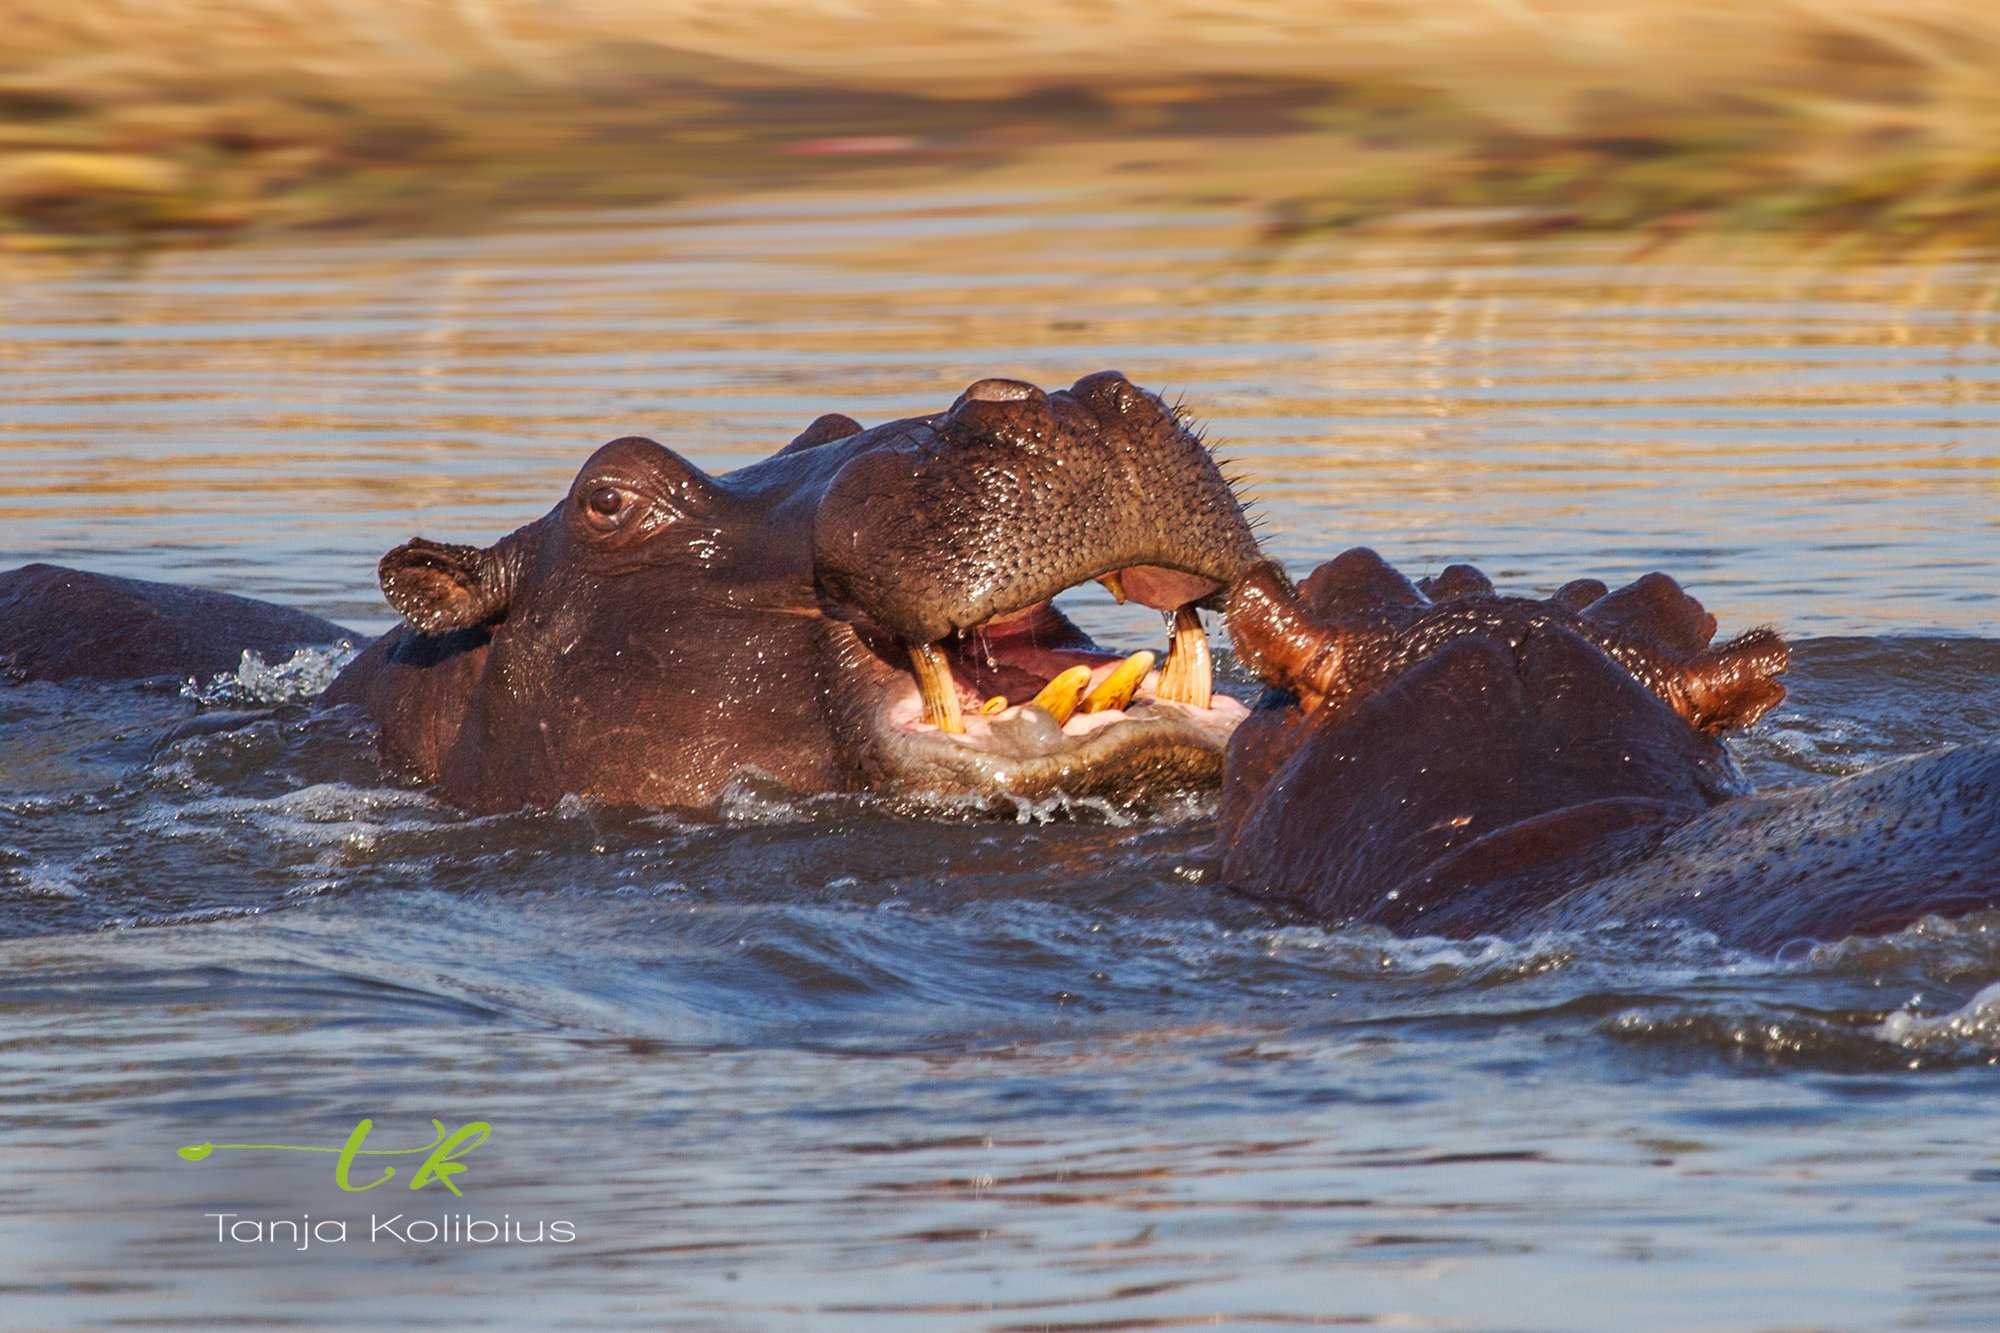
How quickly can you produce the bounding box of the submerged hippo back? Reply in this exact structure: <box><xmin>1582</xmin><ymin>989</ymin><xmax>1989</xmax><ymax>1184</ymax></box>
<box><xmin>0</xmin><ymin>564</ymin><xmax>351</xmax><ymax>683</ymax></box>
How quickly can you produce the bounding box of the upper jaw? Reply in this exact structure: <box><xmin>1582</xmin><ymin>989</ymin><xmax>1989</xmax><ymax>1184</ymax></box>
<box><xmin>804</xmin><ymin>370</ymin><xmax>1261</xmax><ymax>804</ymax></box>
<box><xmin>810</xmin><ymin>373</ymin><xmax>1260</xmax><ymax>646</ymax></box>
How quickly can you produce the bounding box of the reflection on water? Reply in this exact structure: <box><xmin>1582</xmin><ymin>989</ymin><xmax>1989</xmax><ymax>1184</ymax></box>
<box><xmin>3</xmin><ymin>193</ymin><xmax>1996</xmax><ymax>635</ymax></box>
<box><xmin>1</xmin><ymin>191</ymin><xmax>1999</xmax><ymax>1329</ymax></box>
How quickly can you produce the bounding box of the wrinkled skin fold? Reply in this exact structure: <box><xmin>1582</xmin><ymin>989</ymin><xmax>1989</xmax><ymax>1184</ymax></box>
<box><xmin>1219</xmin><ymin>549</ymin><xmax>2000</xmax><ymax>951</ymax></box>
<box><xmin>2</xmin><ymin>372</ymin><xmax>1259</xmax><ymax>813</ymax></box>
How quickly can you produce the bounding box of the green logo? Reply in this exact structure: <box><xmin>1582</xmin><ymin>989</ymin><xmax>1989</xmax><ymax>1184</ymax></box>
<box><xmin>178</xmin><ymin>1119</ymin><xmax>491</xmax><ymax>1196</ymax></box>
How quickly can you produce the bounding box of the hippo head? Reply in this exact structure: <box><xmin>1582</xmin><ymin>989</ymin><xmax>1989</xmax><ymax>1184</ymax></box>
<box><xmin>1216</xmin><ymin>549</ymin><xmax>1790</xmax><ymax>934</ymax></box>
<box><xmin>325</xmin><ymin>371</ymin><xmax>1260</xmax><ymax>812</ymax></box>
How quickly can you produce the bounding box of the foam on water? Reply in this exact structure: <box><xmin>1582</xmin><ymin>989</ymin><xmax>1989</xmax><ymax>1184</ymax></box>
<box><xmin>1876</xmin><ymin>981</ymin><xmax>2000</xmax><ymax>1056</ymax></box>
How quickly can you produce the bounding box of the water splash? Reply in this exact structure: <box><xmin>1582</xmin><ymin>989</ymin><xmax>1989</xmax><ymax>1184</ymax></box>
<box><xmin>182</xmin><ymin>642</ymin><xmax>357</xmax><ymax>707</ymax></box>
<box><xmin>1875</xmin><ymin>981</ymin><xmax>2000</xmax><ymax>1056</ymax></box>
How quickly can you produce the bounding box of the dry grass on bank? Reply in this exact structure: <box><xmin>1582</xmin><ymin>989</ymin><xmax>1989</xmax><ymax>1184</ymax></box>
<box><xmin>3</xmin><ymin>0</ymin><xmax>1999</xmax><ymax>248</ymax></box>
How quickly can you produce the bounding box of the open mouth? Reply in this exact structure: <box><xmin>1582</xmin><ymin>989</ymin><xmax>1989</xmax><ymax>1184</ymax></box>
<box><xmin>808</xmin><ymin>370</ymin><xmax>1262</xmax><ymax>800</ymax></box>
<box><xmin>836</xmin><ymin>571</ymin><xmax>1250</xmax><ymax>800</ymax></box>
<box><xmin>897</xmin><ymin>586</ymin><xmax>1245</xmax><ymax>745</ymax></box>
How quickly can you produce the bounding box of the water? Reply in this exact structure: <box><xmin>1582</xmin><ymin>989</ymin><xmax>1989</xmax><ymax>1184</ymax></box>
<box><xmin>1</xmin><ymin>192</ymin><xmax>1998</xmax><ymax>1329</ymax></box>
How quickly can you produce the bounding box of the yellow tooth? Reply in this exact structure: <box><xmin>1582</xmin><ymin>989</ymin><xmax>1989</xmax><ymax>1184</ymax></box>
<box><xmin>1156</xmin><ymin>606</ymin><xmax>1213</xmax><ymax>708</ymax></box>
<box><xmin>980</xmin><ymin>694</ymin><xmax>1009</xmax><ymax>716</ymax></box>
<box><xmin>910</xmin><ymin>640</ymin><xmax>965</xmax><ymax>734</ymax></box>
<box><xmin>1098</xmin><ymin>571</ymin><xmax>1128</xmax><ymax>605</ymax></box>
<box><xmin>1080</xmin><ymin>650</ymin><xmax>1155</xmax><ymax>714</ymax></box>
<box><xmin>1028</xmin><ymin>665</ymin><xmax>1094</xmax><ymax>726</ymax></box>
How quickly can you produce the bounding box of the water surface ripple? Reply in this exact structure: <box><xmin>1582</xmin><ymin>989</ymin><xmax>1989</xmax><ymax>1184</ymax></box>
<box><xmin>1</xmin><ymin>197</ymin><xmax>1997</xmax><ymax>1329</ymax></box>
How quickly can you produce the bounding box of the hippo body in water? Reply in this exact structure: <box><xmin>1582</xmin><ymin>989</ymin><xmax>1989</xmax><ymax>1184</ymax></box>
<box><xmin>0</xmin><ymin>564</ymin><xmax>355</xmax><ymax>685</ymax></box>
<box><xmin>7</xmin><ymin>379</ymin><xmax>1993</xmax><ymax>948</ymax></box>
<box><xmin>0</xmin><ymin>372</ymin><xmax>1257</xmax><ymax>812</ymax></box>
<box><xmin>1219</xmin><ymin>549</ymin><xmax>2000</xmax><ymax>951</ymax></box>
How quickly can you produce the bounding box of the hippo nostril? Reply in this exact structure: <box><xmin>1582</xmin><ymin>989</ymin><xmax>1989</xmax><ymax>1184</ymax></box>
<box><xmin>943</xmin><ymin>378</ymin><xmax>1054</xmax><ymax>444</ymax></box>
<box><xmin>951</xmin><ymin>378</ymin><xmax>1044</xmax><ymax>411</ymax></box>
<box><xmin>1068</xmin><ymin>369</ymin><xmax>1147</xmax><ymax>417</ymax></box>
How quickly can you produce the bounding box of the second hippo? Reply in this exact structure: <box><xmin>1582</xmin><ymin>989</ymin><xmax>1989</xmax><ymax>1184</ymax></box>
<box><xmin>1219</xmin><ymin>549</ymin><xmax>2000</xmax><ymax>951</ymax></box>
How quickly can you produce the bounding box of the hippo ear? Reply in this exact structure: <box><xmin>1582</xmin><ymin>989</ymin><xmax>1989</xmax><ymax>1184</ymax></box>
<box><xmin>379</xmin><ymin>537</ymin><xmax>512</xmax><ymax>634</ymax></box>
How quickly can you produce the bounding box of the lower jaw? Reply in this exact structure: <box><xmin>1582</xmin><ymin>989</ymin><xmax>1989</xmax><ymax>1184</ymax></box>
<box><xmin>825</xmin><ymin>598</ymin><xmax>1247</xmax><ymax>807</ymax></box>
<box><xmin>901</xmin><ymin>597</ymin><xmax>1222</xmax><ymax>735</ymax></box>
<box><xmin>859</xmin><ymin>693</ymin><xmax>1249</xmax><ymax>808</ymax></box>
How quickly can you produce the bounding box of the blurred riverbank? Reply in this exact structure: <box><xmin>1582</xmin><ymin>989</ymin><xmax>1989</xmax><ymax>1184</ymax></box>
<box><xmin>4</xmin><ymin>0</ymin><xmax>1999</xmax><ymax>252</ymax></box>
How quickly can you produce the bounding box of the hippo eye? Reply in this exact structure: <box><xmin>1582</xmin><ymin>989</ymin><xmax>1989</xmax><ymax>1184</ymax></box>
<box><xmin>576</xmin><ymin>475</ymin><xmax>677</xmax><ymax>543</ymax></box>
<box><xmin>579</xmin><ymin>484</ymin><xmax>642</xmax><ymax>534</ymax></box>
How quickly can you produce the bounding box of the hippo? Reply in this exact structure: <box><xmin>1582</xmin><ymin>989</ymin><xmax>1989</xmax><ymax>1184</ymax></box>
<box><xmin>1218</xmin><ymin>549</ymin><xmax>2000</xmax><ymax>951</ymax></box>
<box><xmin>0</xmin><ymin>372</ymin><xmax>1258</xmax><ymax>812</ymax></box>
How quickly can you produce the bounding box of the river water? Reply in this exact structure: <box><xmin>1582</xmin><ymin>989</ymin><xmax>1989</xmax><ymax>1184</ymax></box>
<box><xmin>1</xmin><ymin>193</ymin><xmax>1998</xmax><ymax>1329</ymax></box>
